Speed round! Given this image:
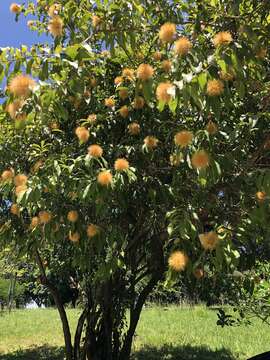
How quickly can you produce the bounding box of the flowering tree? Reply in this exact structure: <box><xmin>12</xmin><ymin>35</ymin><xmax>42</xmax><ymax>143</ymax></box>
<box><xmin>0</xmin><ymin>0</ymin><xmax>270</xmax><ymax>359</ymax></box>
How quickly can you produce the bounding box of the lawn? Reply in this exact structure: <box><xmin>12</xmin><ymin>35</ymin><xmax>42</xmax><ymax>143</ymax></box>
<box><xmin>0</xmin><ymin>305</ymin><xmax>269</xmax><ymax>359</ymax></box>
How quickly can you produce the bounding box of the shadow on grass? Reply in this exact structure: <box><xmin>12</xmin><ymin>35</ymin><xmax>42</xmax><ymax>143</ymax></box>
<box><xmin>0</xmin><ymin>344</ymin><xmax>237</xmax><ymax>360</ymax></box>
<box><xmin>132</xmin><ymin>344</ymin><xmax>236</xmax><ymax>360</ymax></box>
<box><xmin>0</xmin><ymin>346</ymin><xmax>65</xmax><ymax>360</ymax></box>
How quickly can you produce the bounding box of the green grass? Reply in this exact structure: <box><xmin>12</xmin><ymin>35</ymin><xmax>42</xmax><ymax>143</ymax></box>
<box><xmin>0</xmin><ymin>305</ymin><xmax>269</xmax><ymax>359</ymax></box>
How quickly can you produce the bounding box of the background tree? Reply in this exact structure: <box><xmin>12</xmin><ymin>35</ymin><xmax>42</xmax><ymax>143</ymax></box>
<box><xmin>0</xmin><ymin>0</ymin><xmax>269</xmax><ymax>359</ymax></box>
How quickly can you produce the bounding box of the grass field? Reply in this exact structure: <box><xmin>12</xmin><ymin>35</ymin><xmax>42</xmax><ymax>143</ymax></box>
<box><xmin>0</xmin><ymin>305</ymin><xmax>269</xmax><ymax>359</ymax></box>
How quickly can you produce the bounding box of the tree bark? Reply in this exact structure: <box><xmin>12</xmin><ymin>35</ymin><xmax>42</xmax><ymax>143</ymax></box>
<box><xmin>74</xmin><ymin>308</ymin><xmax>87</xmax><ymax>360</ymax></box>
<box><xmin>35</xmin><ymin>249</ymin><xmax>74</xmax><ymax>360</ymax></box>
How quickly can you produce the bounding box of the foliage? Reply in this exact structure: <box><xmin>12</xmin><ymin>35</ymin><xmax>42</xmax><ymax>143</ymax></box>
<box><xmin>0</xmin><ymin>0</ymin><xmax>270</xmax><ymax>359</ymax></box>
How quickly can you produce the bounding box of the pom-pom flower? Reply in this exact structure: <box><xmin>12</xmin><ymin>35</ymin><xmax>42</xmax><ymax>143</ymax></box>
<box><xmin>128</xmin><ymin>122</ymin><xmax>140</xmax><ymax>135</ymax></box>
<box><xmin>206</xmin><ymin>79</ymin><xmax>224</xmax><ymax>96</ymax></box>
<box><xmin>48</xmin><ymin>16</ymin><xmax>63</xmax><ymax>37</ymax></box>
<box><xmin>92</xmin><ymin>15</ymin><xmax>101</xmax><ymax>28</ymax></box>
<box><xmin>119</xmin><ymin>89</ymin><xmax>129</xmax><ymax>100</ymax></box>
<box><xmin>69</xmin><ymin>231</ymin><xmax>80</xmax><ymax>243</ymax></box>
<box><xmin>39</xmin><ymin>211</ymin><xmax>52</xmax><ymax>224</ymax></box>
<box><xmin>88</xmin><ymin>144</ymin><xmax>103</xmax><ymax>158</ymax></box>
<box><xmin>10</xmin><ymin>3</ymin><xmax>21</xmax><ymax>13</ymax></box>
<box><xmin>1</xmin><ymin>169</ymin><xmax>14</xmax><ymax>182</ymax></box>
<box><xmin>137</xmin><ymin>64</ymin><xmax>154</xmax><ymax>81</ymax></box>
<box><xmin>194</xmin><ymin>268</ymin><xmax>204</xmax><ymax>279</ymax></box>
<box><xmin>153</xmin><ymin>51</ymin><xmax>162</xmax><ymax>61</ymax></box>
<box><xmin>213</xmin><ymin>31</ymin><xmax>233</xmax><ymax>47</ymax></box>
<box><xmin>67</xmin><ymin>210</ymin><xmax>79</xmax><ymax>223</ymax></box>
<box><xmin>191</xmin><ymin>150</ymin><xmax>210</xmax><ymax>169</ymax></box>
<box><xmin>30</xmin><ymin>216</ymin><xmax>40</xmax><ymax>229</ymax></box>
<box><xmin>87</xmin><ymin>114</ymin><xmax>97</xmax><ymax>124</ymax></box>
<box><xmin>75</xmin><ymin>127</ymin><xmax>90</xmax><ymax>143</ymax></box>
<box><xmin>122</xmin><ymin>68</ymin><xmax>135</xmax><ymax>81</ymax></box>
<box><xmin>105</xmin><ymin>97</ymin><xmax>115</xmax><ymax>108</ymax></box>
<box><xmin>10</xmin><ymin>204</ymin><xmax>20</xmax><ymax>216</ymax></box>
<box><xmin>114</xmin><ymin>76</ymin><xmax>123</xmax><ymax>85</ymax></box>
<box><xmin>174</xmin><ymin>37</ymin><xmax>192</xmax><ymax>56</ymax></box>
<box><xmin>174</xmin><ymin>131</ymin><xmax>193</xmax><ymax>148</ymax></box>
<box><xmin>159</xmin><ymin>22</ymin><xmax>176</xmax><ymax>43</ymax></box>
<box><xmin>6</xmin><ymin>100</ymin><xmax>26</xmax><ymax>120</ymax></box>
<box><xmin>133</xmin><ymin>96</ymin><xmax>145</xmax><ymax>109</ymax></box>
<box><xmin>97</xmin><ymin>170</ymin><xmax>113</xmax><ymax>186</ymax></box>
<box><xmin>161</xmin><ymin>60</ymin><xmax>172</xmax><ymax>73</ymax></box>
<box><xmin>168</xmin><ymin>251</ymin><xmax>189</xmax><ymax>272</ymax></box>
<box><xmin>14</xmin><ymin>174</ymin><xmax>28</xmax><ymax>187</ymax></box>
<box><xmin>206</xmin><ymin>120</ymin><xmax>218</xmax><ymax>135</ymax></box>
<box><xmin>144</xmin><ymin>136</ymin><xmax>158</xmax><ymax>149</ymax></box>
<box><xmin>256</xmin><ymin>191</ymin><xmax>267</xmax><ymax>202</ymax></box>
<box><xmin>15</xmin><ymin>184</ymin><xmax>27</xmax><ymax>196</ymax></box>
<box><xmin>119</xmin><ymin>105</ymin><xmax>129</xmax><ymax>118</ymax></box>
<box><xmin>199</xmin><ymin>231</ymin><xmax>219</xmax><ymax>250</ymax></box>
<box><xmin>114</xmin><ymin>158</ymin><xmax>129</xmax><ymax>171</ymax></box>
<box><xmin>156</xmin><ymin>82</ymin><xmax>174</xmax><ymax>103</ymax></box>
<box><xmin>87</xmin><ymin>224</ymin><xmax>99</xmax><ymax>238</ymax></box>
<box><xmin>9</xmin><ymin>75</ymin><xmax>36</xmax><ymax>98</ymax></box>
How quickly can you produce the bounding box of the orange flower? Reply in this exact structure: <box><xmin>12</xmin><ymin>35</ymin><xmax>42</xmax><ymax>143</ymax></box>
<box><xmin>122</xmin><ymin>68</ymin><xmax>135</xmax><ymax>81</ymax></box>
<box><xmin>153</xmin><ymin>51</ymin><xmax>162</xmax><ymax>61</ymax></box>
<box><xmin>30</xmin><ymin>216</ymin><xmax>40</xmax><ymax>229</ymax></box>
<box><xmin>48</xmin><ymin>16</ymin><xmax>63</xmax><ymax>37</ymax></box>
<box><xmin>15</xmin><ymin>184</ymin><xmax>27</xmax><ymax>196</ymax></box>
<box><xmin>10</xmin><ymin>204</ymin><xmax>20</xmax><ymax>216</ymax></box>
<box><xmin>174</xmin><ymin>37</ymin><xmax>192</xmax><ymax>56</ymax></box>
<box><xmin>48</xmin><ymin>3</ymin><xmax>61</xmax><ymax>17</ymax></box>
<box><xmin>97</xmin><ymin>170</ymin><xmax>113</xmax><ymax>186</ymax></box>
<box><xmin>87</xmin><ymin>114</ymin><xmax>97</xmax><ymax>124</ymax></box>
<box><xmin>6</xmin><ymin>100</ymin><xmax>26</xmax><ymax>120</ymax></box>
<box><xmin>105</xmin><ymin>97</ymin><xmax>115</xmax><ymax>108</ymax></box>
<box><xmin>119</xmin><ymin>89</ymin><xmax>129</xmax><ymax>100</ymax></box>
<box><xmin>133</xmin><ymin>96</ymin><xmax>145</xmax><ymax>109</ymax></box>
<box><xmin>39</xmin><ymin>211</ymin><xmax>52</xmax><ymax>224</ymax></box>
<box><xmin>128</xmin><ymin>122</ymin><xmax>140</xmax><ymax>135</ymax></box>
<box><xmin>119</xmin><ymin>105</ymin><xmax>129</xmax><ymax>118</ymax></box>
<box><xmin>156</xmin><ymin>82</ymin><xmax>173</xmax><ymax>103</ymax></box>
<box><xmin>10</xmin><ymin>3</ymin><xmax>21</xmax><ymax>13</ymax></box>
<box><xmin>174</xmin><ymin>131</ymin><xmax>193</xmax><ymax>148</ymax></box>
<box><xmin>161</xmin><ymin>60</ymin><xmax>172</xmax><ymax>73</ymax></box>
<box><xmin>159</xmin><ymin>22</ymin><xmax>176</xmax><ymax>43</ymax></box>
<box><xmin>213</xmin><ymin>31</ymin><xmax>233</xmax><ymax>47</ymax></box>
<box><xmin>114</xmin><ymin>76</ymin><xmax>123</xmax><ymax>85</ymax></box>
<box><xmin>87</xmin><ymin>224</ymin><xmax>99</xmax><ymax>238</ymax></box>
<box><xmin>191</xmin><ymin>150</ymin><xmax>210</xmax><ymax>169</ymax></box>
<box><xmin>88</xmin><ymin>144</ymin><xmax>103</xmax><ymax>158</ymax></box>
<box><xmin>199</xmin><ymin>231</ymin><xmax>219</xmax><ymax>250</ymax></box>
<box><xmin>92</xmin><ymin>15</ymin><xmax>101</xmax><ymax>28</ymax></box>
<box><xmin>67</xmin><ymin>210</ymin><xmax>79</xmax><ymax>223</ymax></box>
<box><xmin>9</xmin><ymin>75</ymin><xmax>36</xmax><ymax>98</ymax></box>
<box><xmin>114</xmin><ymin>158</ymin><xmax>129</xmax><ymax>171</ymax></box>
<box><xmin>144</xmin><ymin>136</ymin><xmax>158</xmax><ymax>149</ymax></box>
<box><xmin>168</xmin><ymin>251</ymin><xmax>189</xmax><ymax>272</ymax></box>
<box><xmin>1</xmin><ymin>169</ymin><xmax>14</xmax><ymax>182</ymax></box>
<box><xmin>206</xmin><ymin>79</ymin><xmax>224</xmax><ymax>96</ymax></box>
<box><xmin>256</xmin><ymin>191</ymin><xmax>267</xmax><ymax>202</ymax></box>
<box><xmin>14</xmin><ymin>174</ymin><xmax>28</xmax><ymax>187</ymax></box>
<box><xmin>75</xmin><ymin>126</ymin><xmax>90</xmax><ymax>143</ymax></box>
<box><xmin>194</xmin><ymin>268</ymin><xmax>204</xmax><ymax>279</ymax></box>
<box><xmin>219</xmin><ymin>70</ymin><xmax>235</xmax><ymax>82</ymax></box>
<box><xmin>137</xmin><ymin>64</ymin><xmax>154</xmax><ymax>81</ymax></box>
<box><xmin>206</xmin><ymin>120</ymin><xmax>218</xmax><ymax>135</ymax></box>
<box><xmin>69</xmin><ymin>231</ymin><xmax>80</xmax><ymax>243</ymax></box>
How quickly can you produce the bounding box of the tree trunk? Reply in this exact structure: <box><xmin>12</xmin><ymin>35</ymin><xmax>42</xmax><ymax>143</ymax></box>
<box><xmin>35</xmin><ymin>249</ymin><xmax>74</xmax><ymax>360</ymax></box>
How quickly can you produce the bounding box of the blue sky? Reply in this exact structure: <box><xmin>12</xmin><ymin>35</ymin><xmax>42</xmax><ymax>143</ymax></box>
<box><xmin>0</xmin><ymin>0</ymin><xmax>49</xmax><ymax>48</ymax></box>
